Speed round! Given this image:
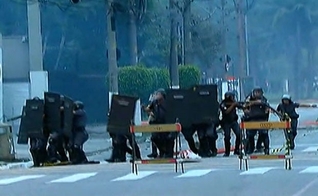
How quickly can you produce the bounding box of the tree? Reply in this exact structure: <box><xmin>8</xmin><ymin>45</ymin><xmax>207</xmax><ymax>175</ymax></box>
<box><xmin>271</xmin><ymin>1</ymin><xmax>317</xmax><ymax>98</ymax></box>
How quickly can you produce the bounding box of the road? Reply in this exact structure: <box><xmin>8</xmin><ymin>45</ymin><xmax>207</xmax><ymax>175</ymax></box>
<box><xmin>1</xmin><ymin>106</ymin><xmax>318</xmax><ymax>196</ymax></box>
<box><xmin>1</xmin><ymin>138</ymin><xmax>318</xmax><ymax>196</ymax></box>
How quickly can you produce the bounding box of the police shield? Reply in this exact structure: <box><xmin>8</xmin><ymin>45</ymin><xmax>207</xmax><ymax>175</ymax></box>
<box><xmin>165</xmin><ymin>89</ymin><xmax>193</xmax><ymax>129</ymax></box>
<box><xmin>23</xmin><ymin>99</ymin><xmax>45</xmax><ymax>139</ymax></box>
<box><xmin>17</xmin><ymin>106</ymin><xmax>28</xmax><ymax>144</ymax></box>
<box><xmin>62</xmin><ymin>96</ymin><xmax>74</xmax><ymax>139</ymax></box>
<box><xmin>190</xmin><ymin>84</ymin><xmax>219</xmax><ymax>124</ymax></box>
<box><xmin>107</xmin><ymin>94</ymin><xmax>138</xmax><ymax>135</ymax></box>
<box><xmin>44</xmin><ymin>92</ymin><xmax>62</xmax><ymax>133</ymax></box>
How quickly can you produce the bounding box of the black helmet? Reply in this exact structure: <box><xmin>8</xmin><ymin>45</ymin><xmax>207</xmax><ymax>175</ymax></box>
<box><xmin>282</xmin><ymin>94</ymin><xmax>291</xmax><ymax>101</ymax></box>
<box><xmin>74</xmin><ymin>101</ymin><xmax>84</xmax><ymax>109</ymax></box>
<box><xmin>224</xmin><ymin>91</ymin><xmax>235</xmax><ymax>99</ymax></box>
<box><xmin>156</xmin><ymin>88</ymin><xmax>166</xmax><ymax>99</ymax></box>
<box><xmin>32</xmin><ymin>96</ymin><xmax>41</xmax><ymax>100</ymax></box>
<box><xmin>252</xmin><ymin>86</ymin><xmax>263</xmax><ymax>97</ymax></box>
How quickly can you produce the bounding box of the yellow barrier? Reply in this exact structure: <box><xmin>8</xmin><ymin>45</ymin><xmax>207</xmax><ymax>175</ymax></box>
<box><xmin>130</xmin><ymin>123</ymin><xmax>185</xmax><ymax>175</ymax></box>
<box><xmin>239</xmin><ymin>120</ymin><xmax>293</xmax><ymax>171</ymax></box>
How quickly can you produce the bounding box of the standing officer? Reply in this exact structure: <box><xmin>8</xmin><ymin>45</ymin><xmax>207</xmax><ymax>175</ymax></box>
<box><xmin>220</xmin><ymin>91</ymin><xmax>241</xmax><ymax>156</ymax></box>
<box><xmin>277</xmin><ymin>94</ymin><xmax>317</xmax><ymax>149</ymax></box>
<box><xmin>244</xmin><ymin>87</ymin><xmax>270</xmax><ymax>155</ymax></box>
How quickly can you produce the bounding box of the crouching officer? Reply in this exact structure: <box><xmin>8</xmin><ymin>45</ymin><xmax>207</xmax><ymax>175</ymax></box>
<box><xmin>68</xmin><ymin>101</ymin><xmax>89</xmax><ymax>164</ymax></box>
<box><xmin>220</xmin><ymin>91</ymin><xmax>241</xmax><ymax>157</ymax></box>
<box><xmin>29</xmin><ymin>97</ymin><xmax>49</xmax><ymax>167</ymax></box>
<box><xmin>244</xmin><ymin>87</ymin><xmax>270</xmax><ymax>155</ymax></box>
<box><xmin>143</xmin><ymin>88</ymin><xmax>173</xmax><ymax>158</ymax></box>
<box><xmin>47</xmin><ymin>100</ymin><xmax>69</xmax><ymax>163</ymax></box>
<box><xmin>277</xmin><ymin>94</ymin><xmax>317</xmax><ymax>149</ymax></box>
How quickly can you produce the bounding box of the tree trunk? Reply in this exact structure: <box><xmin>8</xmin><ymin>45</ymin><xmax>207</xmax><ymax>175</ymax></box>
<box><xmin>169</xmin><ymin>0</ymin><xmax>179</xmax><ymax>89</ymax></box>
<box><xmin>128</xmin><ymin>8</ymin><xmax>138</xmax><ymax>65</ymax></box>
<box><xmin>221</xmin><ymin>0</ymin><xmax>227</xmax><ymax>79</ymax></box>
<box><xmin>54</xmin><ymin>34</ymin><xmax>65</xmax><ymax>70</ymax></box>
<box><xmin>183</xmin><ymin>0</ymin><xmax>192</xmax><ymax>65</ymax></box>
<box><xmin>293</xmin><ymin>22</ymin><xmax>301</xmax><ymax>99</ymax></box>
<box><xmin>107</xmin><ymin>0</ymin><xmax>119</xmax><ymax>93</ymax></box>
<box><xmin>306</xmin><ymin>48</ymin><xmax>315</xmax><ymax>98</ymax></box>
<box><xmin>236</xmin><ymin>0</ymin><xmax>246</xmax><ymax>78</ymax></box>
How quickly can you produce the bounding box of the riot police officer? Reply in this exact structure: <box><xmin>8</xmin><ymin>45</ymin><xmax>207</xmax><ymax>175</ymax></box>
<box><xmin>28</xmin><ymin>97</ymin><xmax>49</xmax><ymax>167</ymax></box>
<box><xmin>147</xmin><ymin>91</ymin><xmax>159</xmax><ymax>158</ymax></box>
<box><xmin>244</xmin><ymin>87</ymin><xmax>270</xmax><ymax>155</ymax></box>
<box><xmin>144</xmin><ymin>88</ymin><xmax>173</xmax><ymax>158</ymax></box>
<box><xmin>220</xmin><ymin>91</ymin><xmax>241</xmax><ymax>156</ymax></box>
<box><xmin>277</xmin><ymin>94</ymin><xmax>317</xmax><ymax>149</ymax></box>
<box><xmin>47</xmin><ymin>98</ymin><xmax>69</xmax><ymax>163</ymax></box>
<box><xmin>68</xmin><ymin>101</ymin><xmax>89</xmax><ymax>164</ymax></box>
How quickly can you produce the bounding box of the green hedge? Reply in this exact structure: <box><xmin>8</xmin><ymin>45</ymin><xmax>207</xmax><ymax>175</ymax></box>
<box><xmin>107</xmin><ymin>65</ymin><xmax>201</xmax><ymax>102</ymax></box>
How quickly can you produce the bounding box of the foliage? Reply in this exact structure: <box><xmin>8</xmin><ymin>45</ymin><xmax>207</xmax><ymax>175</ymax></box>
<box><xmin>179</xmin><ymin>65</ymin><xmax>201</xmax><ymax>89</ymax></box>
<box><xmin>118</xmin><ymin>65</ymin><xmax>153</xmax><ymax>101</ymax></box>
<box><xmin>115</xmin><ymin>65</ymin><xmax>201</xmax><ymax>102</ymax></box>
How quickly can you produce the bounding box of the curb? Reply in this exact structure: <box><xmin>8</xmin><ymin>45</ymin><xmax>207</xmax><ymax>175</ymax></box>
<box><xmin>0</xmin><ymin>161</ymin><xmax>33</xmax><ymax>170</ymax></box>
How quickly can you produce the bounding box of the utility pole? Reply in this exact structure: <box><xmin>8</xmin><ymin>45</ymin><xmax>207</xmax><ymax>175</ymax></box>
<box><xmin>245</xmin><ymin>0</ymin><xmax>250</xmax><ymax>76</ymax></box>
<box><xmin>221</xmin><ymin>0</ymin><xmax>227</xmax><ymax>79</ymax></box>
<box><xmin>27</xmin><ymin>1</ymin><xmax>43</xmax><ymax>71</ymax></box>
<box><xmin>107</xmin><ymin>0</ymin><xmax>119</xmax><ymax>95</ymax></box>
<box><xmin>183</xmin><ymin>0</ymin><xmax>192</xmax><ymax>65</ymax></box>
<box><xmin>169</xmin><ymin>0</ymin><xmax>179</xmax><ymax>89</ymax></box>
<box><xmin>234</xmin><ymin>0</ymin><xmax>247</xmax><ymax>78</ymax></box>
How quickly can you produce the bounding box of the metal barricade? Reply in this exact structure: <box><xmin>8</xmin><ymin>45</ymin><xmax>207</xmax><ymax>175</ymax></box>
<box><xmin>239</xmin><ymin>120</ymin><xmax>292</xmax><ymax>170</ymax></box>
<box><xmin>130</xmin><ymin>122</ymin><xmax>185</xmax><ymax>175</ymax></box>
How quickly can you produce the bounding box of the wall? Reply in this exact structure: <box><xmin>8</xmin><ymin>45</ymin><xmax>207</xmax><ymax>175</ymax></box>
<box><xmin>48</xmin><ymin>71</ymin><xmax>108</xmax><ymax>124</ymax></box>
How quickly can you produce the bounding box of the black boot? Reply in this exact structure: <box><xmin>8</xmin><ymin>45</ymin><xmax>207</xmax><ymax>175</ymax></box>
<box><xmin>208</xmin><ymin>138</ymin><xmax>218</xmax><ymax>157</ymax></box>
<box><xmin>289</xmin><ymin>134</ymin><xmax>295</xmax><ymax>150</ymax></box>
<box><xmin>147</xmin><ymin>142</ymin><xmax>158</xmax><ymax>158</ymax></box>
<box><xmin>255</xmin><ymin>135</ymin><xmax>264</xmax><ymax>153</ymax></box>
<box><xmin>30</xmin><ymin>150</ymin><xmax>40</xmax><ymax>167</ymax></box>
<box><xmin>234</xmin><ymin>138</ymin><xmax>241</xmax><ymax>155</ymax></box>
<box><xmin>198</xmin><ymin>138</ymin><xmax>212</xmax><ymax>158</ymax></box>
<box><xmin>263</xmin><ymin>134</ymin><xmax>270</xmax><ymax>155</ymax></box>
<box><xmin>164</xmin><ymin>140</ymin><xmax>175</xmax><ymax>158</ymax></box>
<box><xmin>247</xmin><ymin>137</ymin><xmax>255</xmax><ymax>154</ymax></box>
<box><xmin>223</xmin><ymin>140</ymin><xmax>231</xmax><ymax>157</ymax></box>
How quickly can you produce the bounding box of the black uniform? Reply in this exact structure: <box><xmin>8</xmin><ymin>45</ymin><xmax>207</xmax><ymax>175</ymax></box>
<box><xmin>29</xmin><ymin>137</ymin><xmax>48</xmax><ymax>167</ymax></box>
<box><xmin>69</xmin><ymin>101</ymin><xmax>89</xmax><ymax>164</ymax></box>
<box><xmin>47</xmin><ymin>101</ymin><xmax>68</xmax><ymax>163</ymax></box>
<box><xmin>147</xmin><ymin>92</ymin><xmax>159</xmax><ymax>158</ymax></box>
<box><xmin>277</xmin><ymin>97</ymin><xmax>299</xmax><ymax>149</ymax></box>
<box><xmin>220</xmin><ymin>92</ymin><xmax>241</xmax><ymax>156</ymax></box>
<box><xmin>28</xmin><ymin>97</ymin><xmax>48</xmax><ymax>167</ymax></box>
<box><xmin>148</xmin><ymin>94</ymin><xmax>174</xmax><ymax>158</ymax></box>
<box><xmin>244</xmin><ymin>89</ymin><xmax>270</xmax><ymax>155</ymax></box>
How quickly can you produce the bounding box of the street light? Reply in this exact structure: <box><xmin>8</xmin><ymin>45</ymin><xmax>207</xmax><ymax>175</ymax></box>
<box><xmin>70</xmin><ymin>0</ymin><xmax>80</xmax><ymax>4</ymax></box>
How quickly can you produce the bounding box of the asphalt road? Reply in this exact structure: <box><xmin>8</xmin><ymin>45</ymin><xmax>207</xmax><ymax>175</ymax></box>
<box><xmin>2</xmin><ymin>141</ymin><xmax>318</xmax><ymax>196</ymax></box>
<box><xmin>2</xmin><ymin>107</ymin><xmax>318</xmax><ymax>196</ymax></box>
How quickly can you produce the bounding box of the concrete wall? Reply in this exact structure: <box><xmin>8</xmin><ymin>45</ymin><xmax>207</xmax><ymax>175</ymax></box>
<box><xmin>2</xmin><ymin>36</ymin><xmax>29</xmax><ymax>80</ymax></box>
<box><xmin>1</xmin><ymin>36</ymin><xmax>30</xmax><ymax>133</ymax></box>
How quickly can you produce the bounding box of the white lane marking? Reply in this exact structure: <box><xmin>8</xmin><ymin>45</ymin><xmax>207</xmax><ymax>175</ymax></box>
<box><xmin>49</xmin><ymin>172</ymin><xmax>97</xmax><ymax>183</ymax></box>
<box><xmin>0</xmin><ymin>175</ymin><xmax>45</xmax><ymax>185</ymax></box>
<box><xmin>300</xmin><ymin>166</ymin><xmax>318</xmax><ymax>174</ymax></box>
<box><xmin>175</xmin><ymin>169</ymin><xmax>214</xmax><ymax>178</ymax></box>
<box><xmin>111</xmin><ymin>171</ymin><xmax>157</xmax><ymax>182</ymax></box>
<box><xmin>302</xmin><ymin>147</ymin><xmax>318</xmax><ymax>152</ymax></box>
<box><xmin>240</xmin><ymin>167</ymin><xmax>274</xmax><ymax>175</ymax></box>
<box><xmin>99</xmin><ymin>161</ymin><xmax>109</xmax><ymax>165</ymax></box>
